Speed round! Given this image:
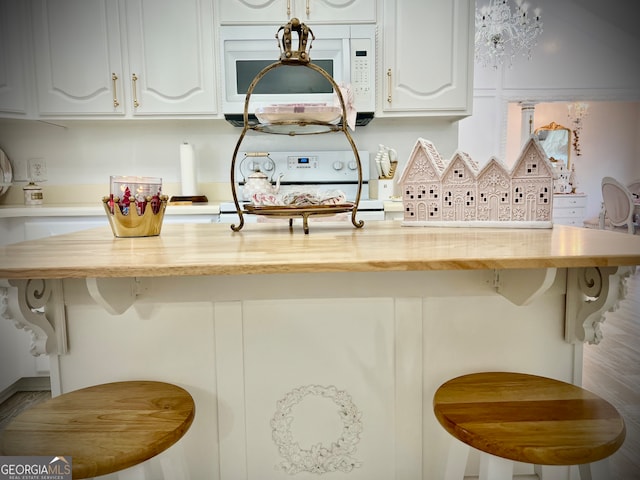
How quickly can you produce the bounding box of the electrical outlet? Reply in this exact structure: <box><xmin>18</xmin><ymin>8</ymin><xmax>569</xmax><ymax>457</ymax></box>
<box><xmin>28</xmin><ymin>158</ymin><xmax>47</xmax><ymax>182</ymax></box>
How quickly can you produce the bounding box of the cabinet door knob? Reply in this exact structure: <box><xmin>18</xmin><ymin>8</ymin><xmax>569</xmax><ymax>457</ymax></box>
<box><xmin>386</xmin><ymin>68</ymin><xmax>392</xmax><ymax>104</ymax></box>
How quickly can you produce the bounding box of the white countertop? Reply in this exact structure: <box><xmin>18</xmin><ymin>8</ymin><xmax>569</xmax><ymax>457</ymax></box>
<box><xmin>0</xmin><ymin>201</ymin><xmax>403</xmax><ymax>218</ymax></box>
<box><xmin>0</xmin><ymin>202</ymin><xmax>220</xmax><ymax>218</ymax></box>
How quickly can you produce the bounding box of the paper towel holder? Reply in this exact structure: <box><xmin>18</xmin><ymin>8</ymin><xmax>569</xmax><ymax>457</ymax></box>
<box><xmin>170</xmin><ymin>142</ymin><xmax>208</xmax><ymax>204</ymax></box>
<box><xmin>169</xmin><ymin>195</ymin><xmax>209</xmax><ymax>205</ymax></box>
<box><xmin>169</xmin><ymin>194</ymin><xmax>208</xmax><ymax>204</ymax></box>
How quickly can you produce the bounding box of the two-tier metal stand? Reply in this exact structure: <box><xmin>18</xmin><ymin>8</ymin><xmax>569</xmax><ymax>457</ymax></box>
<box><xmin>229</xmin><ymin>19</ymin><xmax>364</xmax><ymax>234</ymax></box>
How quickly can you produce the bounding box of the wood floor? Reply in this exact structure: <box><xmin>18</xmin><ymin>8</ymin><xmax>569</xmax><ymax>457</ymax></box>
<box><xmin>583</xmin><ymin>267</ymin><xmax>640</xmax><ymax>480</ymax></box>
<box><xmin>0</xmin><ymin>270</ymin><xmax>638</xmax><ymax>479</ymax></box>
<box><xmin>0</xmin><ymin>390</ymin><xmax>51</xmax><ymax>431</ymax></box>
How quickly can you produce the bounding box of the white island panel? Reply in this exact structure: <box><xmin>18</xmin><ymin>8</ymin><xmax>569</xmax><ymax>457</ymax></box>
<box><xmin>47</xmin><ymin>270</ymin><xmax>576</xmax><ymax>479</ymax></box>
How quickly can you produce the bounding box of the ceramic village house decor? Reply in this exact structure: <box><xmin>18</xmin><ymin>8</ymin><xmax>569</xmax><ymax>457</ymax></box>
<box><xmin>399</xmin><ymin>137</ymin><xmax>554</xmax><ymax>228</ymax></box>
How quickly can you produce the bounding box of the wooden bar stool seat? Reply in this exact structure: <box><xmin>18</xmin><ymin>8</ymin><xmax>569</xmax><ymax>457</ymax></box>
<box><xmin>433</xmin><ymin>372</ymin><xmax>625</xmax><ymax>480</ymax></box>
<box><xmin>0</xmin><ymin>380</ymin><xmax>195</xmax><ymax>479</ymax></box>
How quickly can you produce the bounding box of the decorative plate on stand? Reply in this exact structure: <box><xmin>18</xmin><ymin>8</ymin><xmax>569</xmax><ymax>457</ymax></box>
<box><xmin>0</xmin><ymin>148</ymin><xmax>13</xmax><ymax>197</ymax></box>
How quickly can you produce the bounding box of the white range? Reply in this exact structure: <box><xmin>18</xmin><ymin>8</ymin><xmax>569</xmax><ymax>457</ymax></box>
<box><xmin>218</xmin><ymin>150</ymin><xmax>385</xmax><ymax>224</ymax></box>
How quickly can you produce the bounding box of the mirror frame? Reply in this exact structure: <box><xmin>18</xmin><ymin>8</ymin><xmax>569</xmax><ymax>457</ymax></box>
<box><xmin>534</xmin><ymin>121</ymin><xmax>572</xmax><ymax>169</ymax></box>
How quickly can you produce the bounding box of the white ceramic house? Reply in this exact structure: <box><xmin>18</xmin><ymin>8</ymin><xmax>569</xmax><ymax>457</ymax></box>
<box><xmin>399</xmin><ymin>137</ymin><xmax>554</xmax><ymax>227</ymax></box>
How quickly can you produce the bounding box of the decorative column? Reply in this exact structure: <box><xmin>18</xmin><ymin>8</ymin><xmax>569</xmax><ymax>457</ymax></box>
<box><xmin>520</xmin><ymin>102</ymin><xmax>537</xmax><ymax>146</ymax></box>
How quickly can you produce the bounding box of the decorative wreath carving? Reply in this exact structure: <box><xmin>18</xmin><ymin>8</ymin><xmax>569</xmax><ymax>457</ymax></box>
<box><xmin>271</xmin><ymin>384</ymin><xmax>363</xmax><ymax>475</ymax></box>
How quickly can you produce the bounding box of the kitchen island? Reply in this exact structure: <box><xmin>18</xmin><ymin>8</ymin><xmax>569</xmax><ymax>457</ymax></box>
<box><xmin>1</xmin><ymin>222</ymin><xmax>639</xmax><ymax>479</ymax></box>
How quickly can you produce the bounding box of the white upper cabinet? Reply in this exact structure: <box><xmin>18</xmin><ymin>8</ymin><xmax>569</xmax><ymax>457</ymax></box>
<box><xmin>124</xmin><ymin>0</ymin><xmax>217</xmax><ymax>115</ymax></box>
<box><xmin>218</xmin><ymin>0</ymin><xmax>376</xmax><ymax>24</ymax></box>
<box><xmin>0</xmin><ymin>0</ymin><xmax>32</xmax><ymax>117</ymax></box>
<box><xmin>381</xmin><ymin>0</ymin><xmax>473</xmax><ymax>116</ymax></box>
<box><xmin>31</xmin><ymin>0</ymin><xmax>125</xmax><ymax>116</ymax></box>
<box><xmin>31</xmin><ymin>0</ymin><xmax>217</xmax><ymax>117</ymax></box>
<box><xmin>303</xmin><ymin>0</ymin><xmax>376</xmax><ymax>23</ymax></box>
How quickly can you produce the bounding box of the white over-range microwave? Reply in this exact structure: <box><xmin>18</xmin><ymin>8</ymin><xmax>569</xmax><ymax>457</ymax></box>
<box><xmin>219</xmin><ymin>23</ymin><xmax>376</xmax><ymax>126</ymax></box>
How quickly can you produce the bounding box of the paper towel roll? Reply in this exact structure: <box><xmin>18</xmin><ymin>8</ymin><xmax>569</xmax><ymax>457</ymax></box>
<box><xmin>180</xmin><ymin>142</ymin><xmax>198</xmax><ymax>196</ymax></box>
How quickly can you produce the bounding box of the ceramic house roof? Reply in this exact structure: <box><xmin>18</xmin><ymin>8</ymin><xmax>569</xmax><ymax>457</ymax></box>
<box><xmin>398</xmin><ymin>138</ymin><xmax>447</xmax><ymax>185</ymax></box>
<box><xmin>511</xmin><ymin>138</ymin><xmax>555</xmax><ymax>179</ymax></box>
<box><xmin>477</xmin><ymin>156</ymin><xmax>511</xmax><ymax>188</ymax></box>
<box><xmin>440</xmin><ymin>151</ymin><xmax>481</xmax><ymax>184</ymax></box>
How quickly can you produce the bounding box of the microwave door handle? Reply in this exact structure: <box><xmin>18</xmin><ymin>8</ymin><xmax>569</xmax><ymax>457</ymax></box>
<box><xmin>342</xmin><ymin>39</ymin><xmax>350</xmax><ymax>83</ymax></box>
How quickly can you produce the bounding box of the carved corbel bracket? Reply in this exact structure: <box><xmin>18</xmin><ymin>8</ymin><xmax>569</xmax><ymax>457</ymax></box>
<box><xmin>86</xmin><ymin>277</ymin><xmax>147</xmax><ymax>315</ymax></box>
<box><xmin>565</xmin><ymin>266</ymin><xmax>634</xmax><ymax>344</ymax></box>
<box><xmin>1</xmin><ymin>279</ymin><xmax>67</xmax><ymax>356</ymax></box>
<box><xmin>495</xmin><ymin>268</ymin><xmax>557</xmax><ymax>306</ymax></box>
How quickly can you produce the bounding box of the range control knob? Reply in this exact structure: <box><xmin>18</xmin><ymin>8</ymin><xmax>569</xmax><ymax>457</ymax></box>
<box><xmin>333</xmin><ymin>161</ymin><xmax>344</xmax><ymax>170</ymax></box>
<box><xmin>262</xmin><ymin>161</ymin><xmax>274</xmax><ymax>171</ymax></box>
<box><xmin>348</xmin><ymin>161</ymin><xmax>358</xmax><ymax>170</ymax></box>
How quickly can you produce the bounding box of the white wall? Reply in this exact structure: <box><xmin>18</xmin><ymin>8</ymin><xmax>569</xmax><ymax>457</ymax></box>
<box><xmin>0</xmin><ymin>312</ymin><xmax>38</xmax><ymax>396</ymax></box>
<box><xmin>505</xmin><ymin>101</ymin><xmax>640</xmax><ymax>218</ymax></box>
<box><xmin>460</xmin><ymin>0</ymin><xmax>640</xmax><ymax>219</ymax></box>
<box><xmin>0</xmin><ymin>117</ymin><xmax>459</xmax><ymax>202</ymax></box>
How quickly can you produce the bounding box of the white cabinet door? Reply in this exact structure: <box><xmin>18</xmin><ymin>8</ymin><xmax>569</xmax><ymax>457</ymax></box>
<box><xmin>31</xmin><ymin>0</ymin><xmax>216</xmax><ymax>117</ymax></box>
<box><xmin>296</xmin><ymin>0</ymin><xmax>376</xmax><ymax>23</ymax></box>
<box><xmin>31</xmin><ymin>0</ymin><xmax>125</xmax><ymax>116</ymax></box>
<box><xmin>214</xmin><ymin>297</ymin><xmax>411</xmax><ymax>479</ymax></box>
<box><xmin>219</xmin><ymin>0</ymin><xmax>375</xmax><ymax>24</ymax></box>
<box><xmin>218</xmin><ymin>0</ymin><xmax>287</xmax><ymax>24</ymax></box>
<box><xmin>381</xmin><ymin>0</ymin><xmax>473</xmax><ymax>116</ymax></box>
<box><xmin>124</xmin><ymin>0</ymin><xmax>217</xmax><ymax>115</ymax></box>
<box><xmin>0</xmin><ymin>0</ymin><xmax>31</xmax><ymax>116</ymax></box>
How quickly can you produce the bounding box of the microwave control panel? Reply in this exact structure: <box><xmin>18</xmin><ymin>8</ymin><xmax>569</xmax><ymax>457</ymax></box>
<box><xmin>350</xmin><ymin>37</ymin><xmax>374</xmax><ymax>112</ymax></box>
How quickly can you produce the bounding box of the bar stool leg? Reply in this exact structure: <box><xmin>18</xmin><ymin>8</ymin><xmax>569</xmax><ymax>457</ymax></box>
<box><xmin>578</xmin><ymin>458</ymin><xmax>611</xmax><ymax>480</ymax></box>
<box><xmin>116</xmin><ymin>464</ymin><xmax>147</xmax><ymax>480</ymax></box>
<box><xmin>99</xmin><ymin>443</ymin><xmax>189</xmax><ymax>480</ymax></box>
<box><xmin>443</xmin><ymin>437</ymin><xmax>471</xmax><ymax>480</ymax></box>
<box><xmin>158</xmin><ymin>442</ymin><xmax>190</xmax><ymax>480</ymax></box>
<box><xmin>534</xmin><ymin>464</ymin><xmax>570</xmax><ymax>480</ymax></box>
<box><xmin>479</xmin><ymin>452</ymin><xmax>513</xmax><ymax>480</ymax></box>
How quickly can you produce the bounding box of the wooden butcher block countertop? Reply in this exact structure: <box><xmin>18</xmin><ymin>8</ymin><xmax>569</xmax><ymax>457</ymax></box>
<box><xmin>0</xmin><ymin>222</ymin><xmax>639</xmax><ymax>279</ymax></box>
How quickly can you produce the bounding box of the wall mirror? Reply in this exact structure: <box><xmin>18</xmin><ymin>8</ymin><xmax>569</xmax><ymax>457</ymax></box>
<box><xmin>534</xmin><ymin>122</ymin><xmax>572</xmax><ymax>168</ymax></box>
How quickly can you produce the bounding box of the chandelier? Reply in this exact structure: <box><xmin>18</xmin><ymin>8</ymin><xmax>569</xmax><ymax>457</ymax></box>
<box><xmin>475</xmin><ymin>0</ymin><xmax>543</xmax><ymax>69</ymax></box>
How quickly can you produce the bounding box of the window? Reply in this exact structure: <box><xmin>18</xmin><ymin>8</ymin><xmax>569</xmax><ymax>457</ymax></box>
<box><xmin>538</xmin><ymin>186</ymin><xmax>550</xmax><ymax>204</ymax></box>
<box><xmin>514</xmin><ymin>186</ymin><xmax>524</xmax><ymax>204</ymax></box>
<box><xmin>405</xmin><ymin>185</ymin><xmax>415</xmax><ymax>200</ymax></box>
<box><xmin>465</xmin><ymin>191</ymin><xmax>475</xmax><ymax>207</ymax></box>
<box><xmin>444</xmin><ymin>191</ymin><xmax>453</xmax><ymax>206</ymax></box>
